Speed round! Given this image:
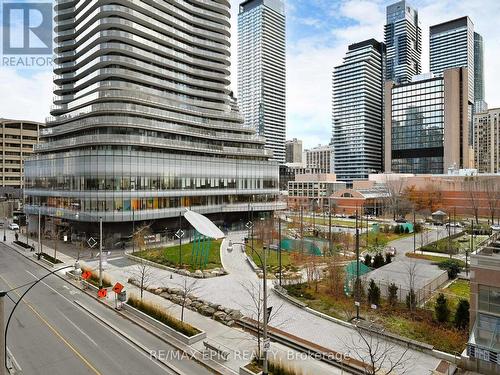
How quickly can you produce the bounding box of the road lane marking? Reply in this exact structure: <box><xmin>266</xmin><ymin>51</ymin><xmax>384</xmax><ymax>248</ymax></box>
<box><xmin>74</xmin><ymin>300</ymin><xmax>178</xmax><ymax>374</ymax></box>
<box><xmin>60</xmin><ymin>312</ymin><xmax>99</xmax><ymax>347</ymax></box>
<box><xmin>0</xmin><ymin>273</ymin><xmax>102</xmax><ymax>375</ymax></box>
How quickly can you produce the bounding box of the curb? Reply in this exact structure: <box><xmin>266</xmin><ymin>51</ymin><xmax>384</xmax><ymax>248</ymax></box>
<box><xmin>74</xmin><ymin>300</ymin><xmax>184</xmax><ymax>375</ymax></box>
<box><xmin>2</xmin><ymin>241</ymin><xmax>236</xmax><ymax>375</ymax></box>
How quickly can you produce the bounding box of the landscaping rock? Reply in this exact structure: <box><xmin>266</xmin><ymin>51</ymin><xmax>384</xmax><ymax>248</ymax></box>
<box><xmin>224</xmin><ymin>320</ymin><xmax>235</xmax><ymax>327</ymax></box>
<box><xmin>213</xmin><ymin>311</ymin><xmax>226</xmax><ymax>322</ymax></box>
<box><xmin>154</xmin><ymin>288</ymin><xmax>163</xmax><ymax>295</ymax></box>
<box><xmin>199</xmin><ymin>305</ymin><xmax>215</xmax><ymax>316</ymax></box>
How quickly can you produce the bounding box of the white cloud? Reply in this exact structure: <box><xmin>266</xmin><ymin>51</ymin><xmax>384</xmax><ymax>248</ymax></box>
<box><xmin>0</xmin><ymin>68</ymin><xmax>51</xmax><ymax>122</ymax></box>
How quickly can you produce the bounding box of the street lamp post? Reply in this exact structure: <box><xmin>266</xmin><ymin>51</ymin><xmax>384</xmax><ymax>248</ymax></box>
<box><xmin>355</xmin><ymin>208</ymin><xmax>360</xmax><ymax>321</ymax></box>
<box><xmin>413</xmin><ymin>210</ymin><xmax>416</xmax><ymax>253</ymax></box>
<box><xmin>1</xmin><ymin>263</ymin><xmax>80</xmax><ymax>373</ymax></box>
<box><xmin>38</xmin><ymin>206</ymin><xmax>42</xmax><ymax>258</ymax></box>
<box><xmin>0</xmin><ymin>290</ymin><xmax>5</xmax><ymax>375</ymax></box>
<box><xmin>232</xmin><ymin>241</ymin><xmax>269</xmax><ymax>374</ymax></box>
<box><xmin>99</xmin><ymin>216</ymin><xmax>103</xmax><ymax>288</ymax></box>
<box><xmin>278</xmin><ymin>216</ymin><xmax>282</xmax><ymax>286</ymax></box>
<box><xmin>3</xmin><ymin>217</ymin><xmax>6</xmax><ymax>242</ymax></box>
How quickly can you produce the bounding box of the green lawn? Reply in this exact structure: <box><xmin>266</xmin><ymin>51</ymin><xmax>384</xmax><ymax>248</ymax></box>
<box><xmin>425</xmin><ymin>279</ymin><xmax>470</xmax><ymax>313</ymax></box>
<box><xmin>135</xmin><ymin>240</ymin><xmax>222</xmax><ymax>271</ymax></box>
<box><xmin>296</xmin><ymin>216</ymin><xmax>358</xmax><ymax>228</ymax></box>
<box><xmin>406</xmin><ymin>252</ymin><xmax>466</xmax><ymax>267</ymax></box>
<box><xmin>245</xmin><ymin>240</ymin><xmax>300</xmax><ymax>274</ymax></box>
<box><xmin>285</xmin><ymin>282</ymin><xmax>468</xmax><ymax>353</ymax></box>
<box><xmin>421</xmin><ymin>234</ymin><xmax>489</xmax><ymax>254</ymax></box>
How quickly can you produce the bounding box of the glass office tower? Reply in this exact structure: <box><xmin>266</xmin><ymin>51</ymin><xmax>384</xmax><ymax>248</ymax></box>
<box><xmin>238</xmin><ymin>0</ymin><xmax>286</xmax><ymax>163</ymax></box>
<box><xmin>474</xmin><ymin>32</ymin><xmax>487</xmax><ymax>113</ymax></box>
<box><xmin>385</xmin><ymin>68</ymin><xmax>470</xmax><ymax>174</ymax></box>
<box><xmin>24</xmin><ymin>0</ymin><xmax>280</xmax><ymax>229</ymax></box>
<box><xmin>332</xmin><ymin>39</ymin><xmax>385</xmax><ymax>181</ymax></box>
<box><xmin>384</xmin><ymin>0</ymin><xmax>421</xmax><ymax>84</ymax></box>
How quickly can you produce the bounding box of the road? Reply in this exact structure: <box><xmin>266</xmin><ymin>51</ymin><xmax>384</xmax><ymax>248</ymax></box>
<box><xmin>0</xmin><ymin>244</ymin><xmax>211</xmax><ymax>375</ymax></box>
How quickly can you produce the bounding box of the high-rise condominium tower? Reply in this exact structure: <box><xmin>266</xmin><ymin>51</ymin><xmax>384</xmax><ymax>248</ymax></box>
<box><xmin>474</xmin><ymin>32</ymin><xmax>487</xmax><ymax>113</ymax></box>
<box><xmin>332</xmin><ymin>39</ymin><xmax>385</xmax><ymax>181</ymax></box>
<box><xmin>430</xmin><ymin>17</ymin><xmax>474</xmax><ymax>105</ymax></box>
<box><xmin>24</xmin><ymin>0</ymin><xmax>280</xmax><ymax>233</ymax></box>
<box><xmin>384</xmin><ymin>0</ymin><xmax>421</xmax><ymax>84</ymax></box>
<box><xmin>238</xmin><ymin>0</ymin><xmax>286</xmax><ymax>163</ymax></box>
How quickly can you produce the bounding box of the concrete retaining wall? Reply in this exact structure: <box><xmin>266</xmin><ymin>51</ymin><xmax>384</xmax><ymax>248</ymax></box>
<box><xmin>122</xmin><ymin>303</ymin><xmax>206</xmax><ymax>345</ymax></box>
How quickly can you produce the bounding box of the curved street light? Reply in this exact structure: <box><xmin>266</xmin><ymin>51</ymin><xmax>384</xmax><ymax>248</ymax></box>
<box><xmin>231</xmin><ymin>240</ymin><xmax>270</xmax><ymax>375</ymax></box>
<box><xmin>1</xmin><ymin>262</ymin><xmax>80</xmax><ymax>373</ymax></box>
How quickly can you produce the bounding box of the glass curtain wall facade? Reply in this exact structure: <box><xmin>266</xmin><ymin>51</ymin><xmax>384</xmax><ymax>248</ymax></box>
<box><xmin>24</xmin><ymin>0</ymin><xmax>279</xmax><ymax>224</ymax></box>
<box><xmin>430</xmin><ymin>17</ymin><xmax>474</xmax><ymax>104</ymax></box>
<box><xmin>390</xmin><ymin>78</ymin><xmax>445</xmax><ymax>174</ymax></box>
<box><xmin>474</xmin><ymin>32</ymin><xmax>488</xmax><ymax>113</ymax></box>
<box><xmin>384</xmin><ymin>0</ymin><xmax>421</xmax><ymax>84</ymax></box>
<box><xmin>238</xmin><ymin>0</ymin><xmax>286</xmax><ymax>163</ymax></box>
<box><xmin>332</xmin><ymin>39</ymin><xmax>385</xmax><ymax>181</ymax></box>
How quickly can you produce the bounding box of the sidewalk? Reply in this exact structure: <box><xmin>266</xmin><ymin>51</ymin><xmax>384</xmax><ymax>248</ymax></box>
<box><xmin>4</xmin><ymin>228</ymin><xmax>343</xmax><ymax>375</ymax></box>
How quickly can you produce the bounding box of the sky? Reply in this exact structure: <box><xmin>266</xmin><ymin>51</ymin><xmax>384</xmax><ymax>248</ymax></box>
<box><xmin>1</xmin><ymin>0</ymin><xmax>499</xmax><ymax>149</ymax></box>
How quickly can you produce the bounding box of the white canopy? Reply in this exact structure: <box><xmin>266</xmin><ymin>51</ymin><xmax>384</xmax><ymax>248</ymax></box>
<box><xmin>183</xmin><ymin>209</ymin><xmax>225</xmax><ymax>240</ymax></box>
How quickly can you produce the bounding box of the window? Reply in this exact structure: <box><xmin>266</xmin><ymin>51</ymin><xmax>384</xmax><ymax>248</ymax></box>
<box><xmin>478</xmin><ymin>285</ymin><xmax>500</xmax><ymax>314</ymax></box>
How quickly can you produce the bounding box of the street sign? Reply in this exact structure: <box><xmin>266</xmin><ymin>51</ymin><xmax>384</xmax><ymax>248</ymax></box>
<box><xmin>354</xmin><ymin>301</ymin><xmax>360</xmax><ymax>307</ymax></box>
<box><xmin>87</xmin><ymin>237</ymin><xmax>97</xmax><ymax>248</ymax></box>
<box><xmin>263</xmin><ymin>338</ymin><xmax>271</xmax><ymax>351</ymax></box>
<box><xmin>266</xmin><ymin>306</ymin><xmax>273</xmax><ymax>323</ymax></box>
<box><xmin>81</xmin><ymin>271</ymin><xmax>91</xmax><ymax>280</ymax></box>
<box><xmin>97</xmin><ymin>288</ymin><xmax>107</xmax><ymax>298</ymax></box>
<box><xmin>112</xmin><ymin>282</ymin><xmax>124</xmax><ymax>294</ymax></box>
<box><xmin>245</xmin><ymin>221</ymin><xmax>253</xmax><ymax>229</ymax></box>
<box><xmin>371</xmin><ymin>304</ymin><xmax>377</xmax><ymax>310</ymax></box>
<box><xmin>118</xmin><ymin>291</ymin><xmax>127</xmax><ymax>302</ymax></box>
<box><xmin>175</xmin><ymin>229</ymin><xmax>185</xmax><ymax>239</ymax></box>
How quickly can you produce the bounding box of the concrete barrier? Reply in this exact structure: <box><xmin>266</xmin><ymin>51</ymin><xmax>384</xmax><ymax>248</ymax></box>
<box><xmin>122</xmin><ymin>303</ymin><xmax>206</xmax><ymax>345</ymax></box>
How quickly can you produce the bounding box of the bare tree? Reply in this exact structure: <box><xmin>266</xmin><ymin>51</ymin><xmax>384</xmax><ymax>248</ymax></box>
<box><xmin>464</xmin><ymin>177</ymin><xmax>480</xmax><ymax>224</ymax></box>
<box><xmin>133</xmin><ymin>223</ymin><xmax>152</xmax><ymax>252</ymax></box>
<box><xmin>130</xmin><ymin>261</ymin><xmax>154</xmax><ymax>300</ymax></box>
<box><xmin>483</xmin><ymin>178</ymin><xmax>500</xmax><ymax>224</ymax></box>
<box><xmin>176</xmin><ymin>276</ymin><xmax>200</xmax><ymax>323</ymax></box>
<box><xmin>405</xmin><ymin>261</ymin><xmax>419</xmax><ymax>314</ymax></box>
<box><xmin>385</xmin><ymin>178</ymin><xmax>412</xmax><ymax>220</ymax></box>
<box><xmin>326</xmin><ymin>255</ymin><xmax>345</xmax><ymax>297</ymax></box>
<box><xmin>344</xmin><ymin>327</ymin><xmax>410</xmax><ymax>375</ymax></box>
<box><xmin>239</xmin><ymin>281</ymin><xmax>287</xmax><ymax>359</ymax></box>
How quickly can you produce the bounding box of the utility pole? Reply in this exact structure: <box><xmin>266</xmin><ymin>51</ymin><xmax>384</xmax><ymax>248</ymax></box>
<box><xmin>0</xmin><ymin>290</ymin><xmax>5</xmax><ymax>375</ymax></box>
<box><xmin>38</xmin><ymin>207</ymin><xmax>42</xmax><ymax>259</ymax></box>
<box><xmin>132</xmin><ymin>208</ymin><xmax>135</xmax><ymax>253</ymax></box>
<box><xmin>328</xmin><ymin>199</ymin><xmax>332</xmax><ymax>256</ymax></box>
<box><xmin>355</xmin><ymin>207</ymin><xmax>360</xmax><ymax>321</ymax></box>
<box><xmin>467</xmin><ymin>220</ymin><xmax>473</xmax><ymax>276</ymax></box>
<box><xmin>413</xmin><ymin>210</ymin><xmax>416</xmax><ymax>253</ymax></box>
<box><xmin>178</xmin><ymin>211</ymin><xmax>182</xmax><ymax>267</ymax></box>
<box><xmin>300</xmin><ymin>203</ymin><xmax>304</xmax><ymax>253</ymax></box>
<box><xmin>99</xmin><ymin>216</ymin><xmax>103</xmax><ymax>288</ymax></box>
<box><xmin>278</xmin><ymin>217</ymin><xmax>282</xmax><ymax>286</ymax></box>
<box><xmin>262</xmin><ymin>238</ymin><xmax>268</xmax><ymax>375</ymax></box>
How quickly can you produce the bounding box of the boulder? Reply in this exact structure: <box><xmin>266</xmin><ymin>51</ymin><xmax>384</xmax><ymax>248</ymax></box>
<box><xmin>154</xmin><ymin>288</ymin><xmax>163</xmax><ymax>295</ymax></box>
<box><xmin>199</xmin><ymin>305</ymin><xmax>215</xmax><ymax>316</ymax></box>
<box><xmin>224</xmin><ymin>320</ymin><xmax>235</xmax><ymax>327</ymax></box>
<box><xmin>213</xmin><ymin>311</ymin><xmax>226</xmax><ymax>322</ymax></box>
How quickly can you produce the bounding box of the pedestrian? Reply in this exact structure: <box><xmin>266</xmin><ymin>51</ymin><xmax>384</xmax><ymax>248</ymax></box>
<box><xmin>15</xmin><ymin>232</ymin><xmax>19</xmax><ymax>241</ymax></box>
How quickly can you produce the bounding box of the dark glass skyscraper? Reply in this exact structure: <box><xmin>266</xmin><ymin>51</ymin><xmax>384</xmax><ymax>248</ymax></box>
<box><xmin>474</xmin><ymin>32</ymin><xmax>487</xmax><ymax>113</ymax></box>
<box><xmin>384</xmin><ymin>0</ymin><xmax>421</xmax><ymax>84</ymax></box>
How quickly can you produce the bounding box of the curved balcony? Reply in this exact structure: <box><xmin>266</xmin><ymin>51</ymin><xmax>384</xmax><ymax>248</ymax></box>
<box><xmin>34</xmin><ymin>134</ymin><xmax>273</xmax><ymax>159</ymax></box>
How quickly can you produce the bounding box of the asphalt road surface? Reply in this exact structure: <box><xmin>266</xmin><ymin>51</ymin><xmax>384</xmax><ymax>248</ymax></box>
<box><xmin>0</xmin><ymin>244</ymin><xmax>211</xmax><ymax>375</ymax></box>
